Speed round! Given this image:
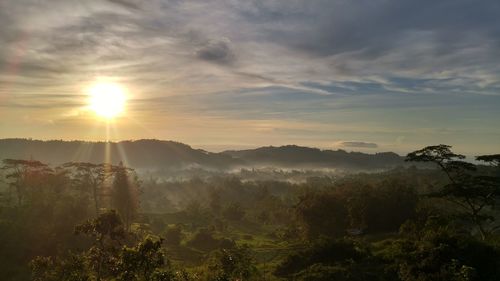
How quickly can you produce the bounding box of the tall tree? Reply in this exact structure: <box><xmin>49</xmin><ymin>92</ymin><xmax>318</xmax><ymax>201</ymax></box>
<box><xmin>476</xmin><ymin>154</ymin><xmax>500</xmax><ymax>168</ymax></box>
<box><xmin>62</xmin><ymin>162</ymin><xmax>114</xmax><ymax>216</ymax></box>
<box><xmin>1</xmin><ymin>159</ymin><xmax>53</xmax><ymax>206</ymax></box>
<box><xmin>406</xmin><ymin>145</ymin><xmax>500</xmax><ymax>239</ymax></box>
<box><xmin>111</xmin><ymin>162</ymin><xmax>139</xmax><ymax>230</ymax></box>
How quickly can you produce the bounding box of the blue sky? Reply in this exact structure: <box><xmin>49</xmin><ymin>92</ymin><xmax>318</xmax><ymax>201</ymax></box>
<box><xmin>0</xmin><ymin>0</ymin><xmax>499</xmax><ymax>155</ymax></box>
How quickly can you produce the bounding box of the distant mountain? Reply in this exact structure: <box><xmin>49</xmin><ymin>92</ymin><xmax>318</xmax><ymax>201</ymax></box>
<box><xmin>0</xmin><ymin>139</ymin><xmax>406</xmax><ymax>170</ymax></box>
<box><xmin>222</xmin><ymin>145</ymin><xmax>404</xmax><ymax>170</ymax></box>
<box><xmin>0</xmin><ymin>139</ymin><xmax>236</xmax><ymax>169</ymax></box>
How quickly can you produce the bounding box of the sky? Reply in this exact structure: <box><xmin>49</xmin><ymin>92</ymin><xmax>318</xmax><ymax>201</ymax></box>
<box><xmin>0</xmin><ymin>0</ymin><xmax>499</xmax><ymax>155</ymax></box>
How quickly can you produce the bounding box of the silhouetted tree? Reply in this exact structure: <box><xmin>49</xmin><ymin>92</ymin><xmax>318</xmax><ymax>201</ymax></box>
<box><xmin>407</xmin><ymin>145</ymin><xmax>500</xmax><ymax>239</ymax></box>
<box><xmin>476</xmin><ymin>154</ymin><xmax>500</xmax><ymax>167</ymax></box>
<box><xmin>111</xmin><ymin>162</ymin><xmax>139</xmax><ymax>230</ymax></box>
<box><xmin>31</xmin><ymin>211</ymin><xmax>175</xmax><ymax>281</ymax></box>
<box><xmin>62</xmin><ymin>162</ymin><xmax>114</xmax><ymax>216</ymax></box>
<box><xmin>75</xmin><ymin>210</ymin><xmax>126</xmax><ymax>281</ymax></box>
<box><xmin>1</xmin><ymin>159</ymin><xmax>53</xmax><ymax>206</ymax></box>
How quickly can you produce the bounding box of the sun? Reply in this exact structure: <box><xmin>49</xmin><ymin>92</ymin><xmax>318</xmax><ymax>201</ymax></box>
<box><xmin>88</xmin><ymin>82</ymin><xmax>127</xmax><ymax>119</ymax></box>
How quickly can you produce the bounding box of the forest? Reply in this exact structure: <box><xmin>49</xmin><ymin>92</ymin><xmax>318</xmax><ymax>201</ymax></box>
<box><xmin>0</xmin><ymin>144</ymin><xmax>499</xmax><ymax>281</ymax></box>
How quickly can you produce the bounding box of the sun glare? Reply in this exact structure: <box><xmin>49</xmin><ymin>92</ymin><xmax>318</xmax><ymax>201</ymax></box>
<box><xmin>88</xmin><ymin>82</ymin><xmax>126</xmax><ymax>119</ymax></box>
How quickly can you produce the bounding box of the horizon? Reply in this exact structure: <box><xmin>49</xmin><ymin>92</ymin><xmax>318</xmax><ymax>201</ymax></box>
<box><xmin>1</xmin><ymin>1</ymin><xmax>499</xmax><ymax>157</ymax></box>
<box><xmin>0</xmin><ymin>137</ymin><xmax>483</xmax><ymax>159</ymax></box>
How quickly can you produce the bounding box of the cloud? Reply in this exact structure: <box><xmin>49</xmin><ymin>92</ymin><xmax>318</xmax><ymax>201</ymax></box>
<box><xmin>3</xmin><ymin>0</ymin><xmax>500</xmax><ymax>92</ymax></box>
<box><xmin>195</xmin><ymin>38</ymin><xmax>236</xmax><ymax>65</ymax></box>
<box><xmin>337</xmin><ymin>141</ymin><xmax>378</xmax><ymax>149</ymax></box>
<box><xmin>107</xmin><ymin>0</ymin><xmax>142</xmax><ymax>10</ymax></box>
<box><xmin>0</xmin><ymin>0</ymin><xmax>499</xmax><ymax>154</ymax></box>
<box><xmin>232</xmin><ymin>0</ymin><xmax>500</xmax><ymax>89</ymax></box>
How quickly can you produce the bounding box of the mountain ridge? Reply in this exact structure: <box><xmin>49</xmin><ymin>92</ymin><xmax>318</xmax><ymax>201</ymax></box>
<box><xmin>0</xmin><ymin>138</ymin><xmax>405</xmax><ymax>170</ymax></box>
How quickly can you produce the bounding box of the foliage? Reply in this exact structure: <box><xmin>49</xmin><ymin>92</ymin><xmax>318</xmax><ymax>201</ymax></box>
<box><xmin>1</xmin><ymin>159</ymin><xmax>53</xmax><ymax>206</ymax></box>
<box><xmin>204</xmin><ymin>245</ymin><xmax>258</xmax><ymax>281</ymax></box>
<box><xmin>0</xmin><ymin>150</ymin><xmax>498</xmax><ymax>281</ymax></box>
<box><xmin>294</xmin><ymin>190</ymin><xmax>348</xmax><ymax>239</ymax></box>
<box><xmin>222</xmin><ymin>202</ymin><xmax>245</xmax><ymax>221</ymax></box>
<box><xmin>61</xmin><ymin>162</ymin><xmax>114</xmax><ymax>216</ymax></box>
<box><xmin>183</xmin><ymin>200</ymin><xmax>204</xmax><ymax>220</ymax></box>
<box><xmin>186</xmin><ymin>228</ymin><xmax>219</xmax><ymax>251</ymax></box>
<box><xmin>476</xmin><ymin>154</ymin><xmax>500</xmax><ymax>167</ymax></box>
<box><xmin>338</xmin><ymin>180</ymin><xmax>418</xmax><ymax>232</ymax></box>
<box><xmin>31</xmin><ymin>211</ymin><xmax>176</xmax><ymax>281</ymax></box>
<box><xmin>31</xmin><ymin>254</ymin><xmax>89</xmax><ymax>281</ymax></box>
<box><xmin>392</xmin><ymin>216</ymin><xmax>500</xmax><ymax>281</ymax></box>
<box><xmin>164</xmin><ymin>225</ymin><xmax>184</xmax><ymax>247</ymax></box>
<box><xmin>111</xmin><ymin>162</ymin><xmax>140</xmax><ymax>230</ymax></box>
<box><xmin>274</xmin><ymin>238</ymin><xmax>363</xmax><ymax>278</ymax></box>
<box><xmin>406</xmin><ymin>145</ymin><xmax>500</xmax><ymax>239</ymax></box>
<box><xmin>116</xmin><ymin>237</ymin><xmax>174</xmax><ymax>281</ymax></box>
<box><xmin>0</xmin><ymin>160</ymin><xmax>91</xmax><ymax>281</ymax></box>
<box><xmin>294</xmin><ymin>180</ymin><xmax>417</xmax><ymax>239</ymax></box>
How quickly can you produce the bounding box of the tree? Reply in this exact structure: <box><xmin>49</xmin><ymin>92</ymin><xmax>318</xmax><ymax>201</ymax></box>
<box><xmin>294</xmin><ymin>190</ymin><xmax>348</xmax><ymax>239</ymax></box>
<box><xmin>222</xmin><ymin>202</ymin><xmax>245</xmax><ymax>221</ymax></box>
<box><xmin>31</xmin><ymin>254</ymin><xmax>89</xmax><ymax>281</ymax></box>
<box><xmin>406</xmin><ymin>145</ymin><xmax>500</xmax><ymax>239</ymax></box>
<box><xmin>476</xmin><ymin>154</ymin><xmax>500</xmax><ymax>168</ymax></box>
<box><xmin>116</xmin><ymin>237</ymin><xmax>175</xmax><ymax>281</ymax></box>
<box><xmin>31</xmin><ymin>211</ymin><xmax>176</xmax><ymax>281</ymax></box>
<box><xmin>394</xmin><ymin>216</ymin><xmax>500</xmax><ymax>281</ymax></box>
<box><xmin>111</xmin><ymin>162</ymin><xmax>139</xmax><ymax>231</ymax></box>
<box><xmin>62</xmin><ymin>162</ymin><xmax>114</xmax><ymax>216</ymax></box>
<box><xmin>184</xmin><ymin>199</ymin><xmax>203</xmax><ymax>220</ymax></box>
<box><xmin>273</xmin><ymin>238</ymin><xmax>380</xmax><ymax>281</ymax></box>
<box><xmin>75</xmin><ymin>210</ymin><xmax>126</xmax><ymax>281</ymax></box>
<box><xmin>208</xmin><ymin>188</ymin><xmax>222</xmax><ymax>215</ymax></box>
<box><xmin>339</xmin><ymin>180</ymin><xmax>418</xmax><ymax>233</ymax></box>
<box><xmin>164</xmin><ymin>225</ymin><xmax>183</xmax><ymax>247</ymax></box>
<box><xmin>186</xmin><ymin>228</ymin><xmax>219</xmax><ymax>251</ymax></box>
<box><xmin>205</xmin><ymin>245</ymin><xmax>257</xmax><ymax>281</ymax></box>
<box><xmin>1</xmin><ymin>159</ymin><xmax>53</xmax><ymax>206</ymax></box>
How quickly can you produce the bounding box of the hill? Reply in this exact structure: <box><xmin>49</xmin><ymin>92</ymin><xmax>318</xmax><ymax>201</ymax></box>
<box><xmin>222</xmin><ymin>145</ymin><xmax>404</xmax><ymax>169</ymax></box>
<box><xmin>0</xmin><ymin>139</ymin><xmax>236</xmax><ymax>169</ymax></box>
<box><xmin>0</xmin><ymin>139</ymin><xmax>405</xmax><ymax>170</ymax></box>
